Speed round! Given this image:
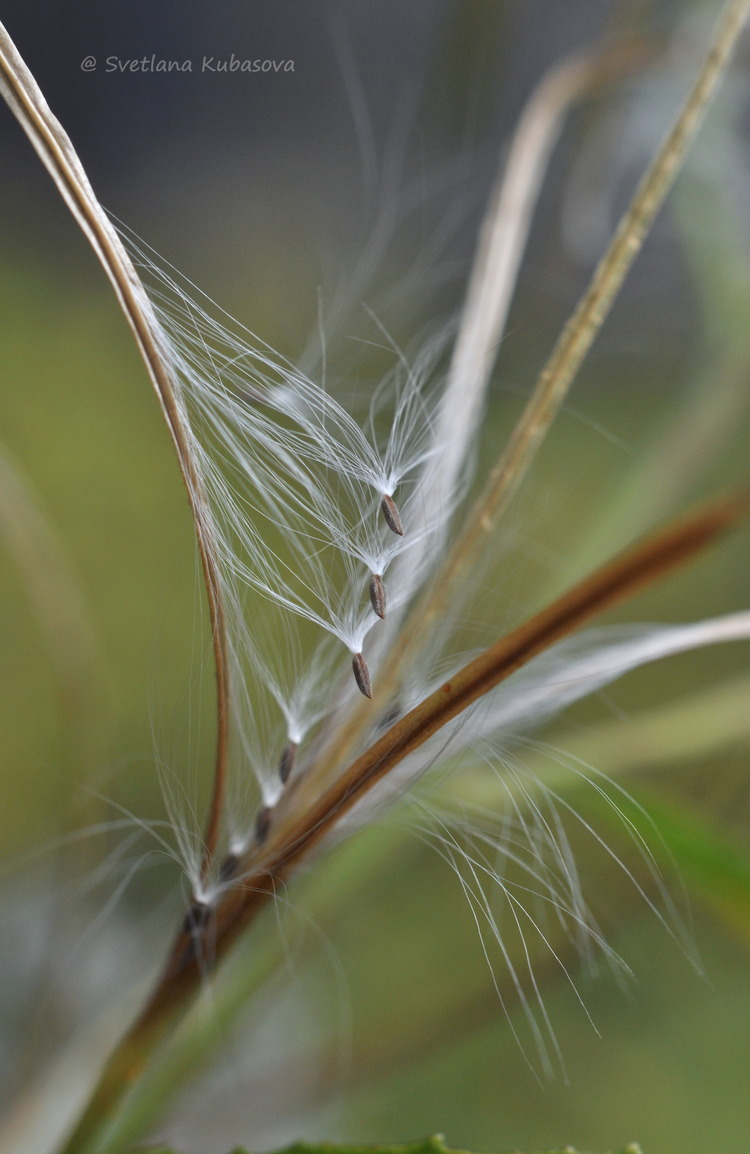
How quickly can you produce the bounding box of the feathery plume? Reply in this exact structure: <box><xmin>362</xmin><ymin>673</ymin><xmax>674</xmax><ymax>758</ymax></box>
<box><xmin>1</xmin><ymin>3</ymin><xmax>749</xmax><ymax>1150</ymax></box>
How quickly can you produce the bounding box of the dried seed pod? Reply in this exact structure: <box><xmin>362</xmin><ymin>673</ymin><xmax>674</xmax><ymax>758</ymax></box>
<box><xmin>369</xmin><ymin>573</ymin><xmax>386</xmax><ymax>619</ymax></box>
<box><xmin>278</xmin><ymin>740</ymin><xmax>298</xmax><ymax>785</ymax></box>
<box><xmin>380</xmin><ymin>493</ymin><xmax>403</xmax><ymax>535</ymax></box>
<box><xmin>255</xmin><ymin>804</ymin><xmax>273</xmax><ymax>843</ymax></box>
<box><xmin>352</xmin><ymin>651</ymin><xmax>373</xmax><ymax>698</ymax></box>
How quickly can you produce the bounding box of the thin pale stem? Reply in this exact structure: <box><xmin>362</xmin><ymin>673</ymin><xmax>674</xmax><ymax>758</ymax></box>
<box><xmin>305</xmin><ymin>1</ymin><xmax>747</xmax><ymax>790</ymax></box>
<box><xmin>388</xmin><ymin>0</ymin><xmax>750</xmax><ymax>689</ymax></box>
<box><xmin>303</xmin><ymin>41</ymin><xmax>646</xmax><ymax>796</ymax></box>
<box><xmin>404</xmin><ymin>42</ymin><xmax>651</xmax><ymax>579</ymax></box>
<box><xmin>0</xmin><ymin>24</ymin><xmax>230</xmax><ymax>868</ymax></box>
<box><xmin>58</xmin><ymin>491</ymin><xmax>747</xmax><ymax>1154</ymax></box>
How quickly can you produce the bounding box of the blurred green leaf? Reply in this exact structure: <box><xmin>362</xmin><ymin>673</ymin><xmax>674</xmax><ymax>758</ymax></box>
<box><xmin>581</xmin><ymin>783</ymin><xmax>750</xmax><ymax>944</ymax></box>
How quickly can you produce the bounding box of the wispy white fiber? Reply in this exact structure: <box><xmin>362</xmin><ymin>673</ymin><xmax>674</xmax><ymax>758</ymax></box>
<box><xmin>478</xmin><ymin>610</ymin><xmax>750</xmax><ymax>738</ymax></box>
<box><xmin>346</xmin><ymin>612</ymin><xmax>750</xmax><ymax>826</ymax></box>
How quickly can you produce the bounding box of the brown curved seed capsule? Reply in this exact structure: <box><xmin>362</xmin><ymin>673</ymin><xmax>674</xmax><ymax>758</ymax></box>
<box><xmin>352</xmin><ymin>651</ymin><xmax>373</xmax><ymax>698</ymax></box>
<box><xmin>380</xmin><ymin>493</ymin><xmax>403</xmax><ymax>535</ymax></box>
<box><xmin>369</xmin><ymin>573</ymin><xmax>386</xmax><ymax>619</ymax></box>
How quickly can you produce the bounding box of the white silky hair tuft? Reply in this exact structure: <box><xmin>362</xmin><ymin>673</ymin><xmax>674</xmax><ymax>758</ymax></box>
<box><xmin>121</xmin><ymin>229</ymin><xmax>472</xmax><ymax>829</ymax></box>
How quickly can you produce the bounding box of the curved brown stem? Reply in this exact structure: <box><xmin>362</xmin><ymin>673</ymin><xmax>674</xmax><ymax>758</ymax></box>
<box><xmin>0</xmin><ymin>24</ymin><xmax>231</xmax><ymax>868</ymax></box>
<box><xmin>58</xmin><ymin>491</ymin><xmax>747</xmax><ymax>1154</ymax></box>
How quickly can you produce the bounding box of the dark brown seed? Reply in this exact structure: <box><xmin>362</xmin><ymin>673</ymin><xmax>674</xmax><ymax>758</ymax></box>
<box><xmin>369</xmin><ymin>573</ymin><xmax>386</xmax><ymax>619</ymax></box>
<box><xmin>278</xmin><ymin>740</ymin><xmax>298</xmax><ymax>785</ymax></box>
<box><xmin>380</xmin><ymin>493</ymin><xmax>404</xmax><ymax>535</ymax></box>
<box><xmin>352</xmin><ymin>652</ymin><xmax>373</xmax><ymax>698</ymax></box>
<box><xmin>182</xmin><ymin>900</ymin><xmax>209</xmax><ymax>936</ymax></box>
<box><xmin>219</xmin><ymin>852</ymin><xmax>239</xmax><ymax>882</ymax></box>
<box><xmin>255</xmin><ymin>804</ymin><xmax>273</xmax><ymax>843</ymax></box>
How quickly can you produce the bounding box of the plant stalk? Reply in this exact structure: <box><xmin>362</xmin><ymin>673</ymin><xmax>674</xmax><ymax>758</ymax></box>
<box><xmin>59</xmin><ymin>491</ymin><xmax>747</xmax><ymax>1154</ymax></box>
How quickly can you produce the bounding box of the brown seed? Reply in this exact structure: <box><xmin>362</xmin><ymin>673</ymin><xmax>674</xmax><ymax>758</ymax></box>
<box><xmin>279</xmin><ymin>740</ymin><xmax>298</xmax><ymax>784</ymax></box>
<box><xmin>255</xmin><ymin>804</ymin><xmax>273</xmax><ymax>843</ymax></box>
<box><xmin>352</xmin><ymin>651</ymin><xmax>373</xmax><ymax>698</ymax></box>
<box><xmin>369</xmin><ymin>573</ymin><xmax>386</xmax><ymax>619</ymax></box>
<box><xmin>380</xmin><ymin>493</ymin><xmax>404</xmax><ymax>535</ymax></box>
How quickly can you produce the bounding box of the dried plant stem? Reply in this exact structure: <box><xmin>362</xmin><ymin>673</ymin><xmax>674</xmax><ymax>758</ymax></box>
<box><xmin>414</xmin><ymin>43</ymin><xmax>649</xmax><ymax>548</ymax></box>
<box><xmin>308</xmin><ymin>2</ymin><xmax>747</xmax><ymax>788</ymax></box>
<box><xmin>305</xmin><ymin>42</ymin><xmax>646</xmax><ymax>789</ymax></box>
<box><xmin>0</xmin><ymin>24</ymin><xmax>230</xmax><ymax>868</ymax></box>
<box><xmin>59</xmin><ymin>491</ymin><xmax>747</xmax><ymax>1154</ymax></box>
<box><xmin>395</xmin><ymin>0</ymin><xmax>750</xmax><ymax>673</ymax></box>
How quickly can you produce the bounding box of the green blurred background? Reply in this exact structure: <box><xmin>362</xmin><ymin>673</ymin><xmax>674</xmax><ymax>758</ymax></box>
<box><xmin>2</xmin><ymin>2</ymin><xmax>750</xmax><ymax>1152</ymax></box>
